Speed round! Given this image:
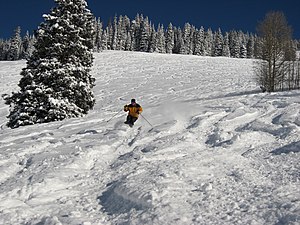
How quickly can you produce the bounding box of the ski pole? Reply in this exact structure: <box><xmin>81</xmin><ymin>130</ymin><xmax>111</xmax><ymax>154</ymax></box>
<box><xmin>140</xmin><ymin>114</ymin><xmax>153</xmax><ymax>127</ymax></box>
<box><xmin>106</xmin><ymin>109</ymin><xmax>123</xmax><ymax>123</ymax></box>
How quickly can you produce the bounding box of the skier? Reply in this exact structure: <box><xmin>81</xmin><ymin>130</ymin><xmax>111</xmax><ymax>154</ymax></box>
<box><xmin>124</xmin><ymin>99</ymin><xmax>143</xmax><ymax>127</ymax></box>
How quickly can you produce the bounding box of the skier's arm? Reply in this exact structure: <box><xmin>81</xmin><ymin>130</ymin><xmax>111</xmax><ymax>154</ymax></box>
<box><xmin>124</xmin><ymin>105</ymin><xmax>129</xmax><ymax>112</ymax></box>
<box><xmin>137</xmin><ymin>106</ymin><xmax>143</xmax><ymax>114</ymax></box>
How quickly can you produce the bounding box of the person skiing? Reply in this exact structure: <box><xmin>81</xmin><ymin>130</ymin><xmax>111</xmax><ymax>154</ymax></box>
<box><xmin>124</xmin><ymin>99</ymin><xmax>143</xmax><ymax>127</ymax></box>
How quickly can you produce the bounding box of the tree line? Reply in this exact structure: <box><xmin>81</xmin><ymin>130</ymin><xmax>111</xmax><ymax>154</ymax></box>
<box><xmin>2</xmin><ymin>13</ymin><xmax>299</xmax><ymax>61</ymax></box>
<box><xmin>92</xmin><ymin>14</ymin><xmax>299</xmax><ymax>59</ymax></box>
<box><xmin>0</xmin><ymin>27</ymin><xmax>36</xmax><ymax>60</ymax></box>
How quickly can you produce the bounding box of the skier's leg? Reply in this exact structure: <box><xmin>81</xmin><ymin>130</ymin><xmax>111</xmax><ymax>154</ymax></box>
<box><xmin>124</xmin><ymin>115</ymin><xmax>130</xmax><ymax>124</ymax></box>
<box><xmin>131</xmin><ymin>117</ymin><xmax>138</xmax><ymax>125</ymax></box>
<box><xmin>125</xmin><ymin>115</ymin><xmax>133</xmax><ymax>126</ymax></box>
<box><xmin>129</xmin><ymin>116</ymin><xmax>134</xmax><ymax>125</ymax></box>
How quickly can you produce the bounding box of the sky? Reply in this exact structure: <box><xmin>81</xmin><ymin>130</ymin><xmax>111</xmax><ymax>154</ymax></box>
<box><xmin>0</xmin><ymin>0</ymin><xmax>299</xmax><ymax>40</ymax></box>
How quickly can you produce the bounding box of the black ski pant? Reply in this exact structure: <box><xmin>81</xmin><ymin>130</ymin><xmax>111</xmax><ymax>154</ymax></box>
<box><xmin>126</xmin><ymin>115</ymin><xmax>138</xmax><ymax>125</ymax></box>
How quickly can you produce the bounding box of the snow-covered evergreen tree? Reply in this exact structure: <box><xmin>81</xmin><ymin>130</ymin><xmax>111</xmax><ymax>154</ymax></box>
<box><xmin>239</xmin><ymin>31</ymin><xmax>247</xmax><ymax>58</ymax></box>
<box><xmin>246</xmin><ymin>34</ymin><xmax>255</xmax><ymax>58</ymax></box>
<box><xmin>222</xmin><ymin>32</ymin><xmax>231</xmax><ymax>57</ymax></box>
<box><xmin>131</xmin><ymin>14</ymin><xmax>143</xmax><ymax>51</ymax></box>
<box><xmin>7</xmin><ymin>26</ymin><xmax>22</xmax><ymax>60</ymax></box>
<box><xmin>117</xmin><ymin>15</ymin><xmax>129</xmax><ymax>51</ymax></box>
<box><xmin>21</xmin><ymin>31</ymin><xmax>35</xmax><ymax>59</ymax></box>
<box><xmin>125</xmin><ymin>31</ymin><xmax>132</xmax><ymax>51</ymax></box>
<box><xmin>111</xmin><ymin>15</ymin><xmax>118</xmax><ymax>50</ymax></box>
<box><xmin>94</xmin><ymin>18</ymin><xmax>103</xmax><ymax>52</ymax></box>
<box><xmin>189</xmin><ymin>26</ymin><xmax>196</xmax><ymax>55</ymax></box>
<box><xmin>165</xmin><ymin>23</ymin><xmax>174</xmax><ymax>54</ymax></box>
<box><xmin>5</xmin><ymin>0</ymin><xmax>95</xmax><ymax>128</ymax></box>
<box><xmin>2</xmin><ymin>40</ymin><xmax>10</xmax><ymax>60</ymax></box>
<box><xmin>139</xmin><ymin>17</ymin><xmax>150</xmax><ymax>52</ymax></box>
<box><xmin>204</xmin><ymin>28</ymin><xmax>214</xmax><ymax>56</ymax></box>
<box><xmin>214</xmin><ymin>28</ymin><xmax>223</xmax><ymax>56</ymax></box>
<box><xmin>101</xmin><ymin>29</ymin><xmax>108</xmax><ymax>51</ymax></box>
<box><xmin>253</xmin><ymin>35</ymin><xmax>263</xmax><ymax>59</ymax></box>
<box><xmin>123</xmin><ymin>16</ymin><xmax>132</xmax><ymax>51</ymax></box>
<box><xmin>156</xmin><ymin>24</ymin><xmax>166</xmax><ymax>53</ymax></box>
<box><xmin>229</xmin><ymin>31</ymin><xmax>240</xmax><ymax>58</ymax></box>
<box><xmin>173</xmin><ymin>27</ymin><xmax>183</xmax><ymax>54</ymax></box>
<box><xmin>240</xmin><ymin>44</ymin><xmax>247</xmax><ymax>58</ymax></box>
<box><xmin>181</xmin><ymin>23</ymin><xmax>193</xmax><ymax>54</ymax></box>
<box><xmin>194</xmin><ymin>26</ymin><xmax>205</xmax><ymax>56</ymax></box>
<box><xmin>0</xmin><ymin>39</ymin><xmax>6</xmax><ymax>60</ymax></box>
<box><xmin>106</xmin><ymin>20</ymin><xmax>113</xmax><ymax>50</ymax></box>
<box><xmin>148</xmin><ymin>25</ymin><xmax>157</xmax><ymax>53</ymax></box>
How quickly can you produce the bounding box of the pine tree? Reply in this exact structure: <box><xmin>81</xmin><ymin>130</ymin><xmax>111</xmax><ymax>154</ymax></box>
<box><xmin>106</xmin><ymin>20</ymin><xmax>113</xmax><ymax>50</ymax></box>
<box><xmin>94</xmin><ymin>17</ymin><xmax>103</xmax><ymax>52</ymax></box>
<box><xmin>173</xmin><ymin>27</ymin><xmax>183</xmax><ymax>54</ymax></box>
<box><xmin>239</xmin><ymin>31</ymin><xmax>247</xmax><ymax>58</ymax></box>
<box><xmin>0</xmin><ymin>39</ymin><xmax>6</xmax><ymax>60</ymax></box>
<box><xmin>125</xmin><ymin>31</ymin><xmax>132</xmax><ymax>51</ymax></box>
<box><xmin>189</xmin><ymin>26</ymin><xmax>196</xmax><ymax>55</ymax></box>
<box><xmin>111</xmin><ymin>15</ymin><xmax>118</xmax><ymax>50</ymax></box>
<box><xmin>181</xmin><ymin>23</ymin><xmax>192</xmax><ymax>54</ymax></box>
<box><xmin>229</xmin><ymin>31</ymin><xmax>240</xmax><ymax>58</ymax></box>
<box><xmin>5</xmin><ymin>0</ymin><xmax>95</xmax><ymax>128</ymax></box>
<box><xmin>222</xmin><ymin>32</ymin><xmax>231</xmax><ymax>57</ymax></box>
<box><xmin>7</xmin><ymin>26</ymin><xmax>22</xmax><ymax>60</ymax></box>
<box><xmin>194</xmin><ymin>26</ymin><xmax>205</xmax><ymax>56</ymax></box>
<box><xmin>204</xmin><ymin>28</ymin><xmax>214</xmax><ymax>56</ymax></box>
<box><xmin>21</xmin><ymin>32</ymin><xmax>29</xmax><ymax>59</ymax></box>
<box><xmin>122</xmin><ymin>16</ymin><xmax>131</xmax><ymax>51</ymax></box>
<box><xmin>156</xmin><ymin>24</ymin><xmax>166</xmax><ymax>53</ymax></box>
<box><xmin>214</xmin><ymin>28</ymin><xmax>223</xmax><ymax>56</ymax></box>
<box><xmin>101</xmin><ymin>29</ymin><xmax>108</xmax><ymax>50</ymax></box>
<box><xmin>21</xmin><ymin>31</ymin><xmax>34</xmax><ymax>59</ymax></box>
<box><xmin>148</xmin><ymin>25</ymin><xmax>157</xmax><ymax>53</ymax></box>
<box><xmin>165</xmin><ymin>23</ymin><xmax>174</xmax><ymax>54</ymax></box>
<box><xmin>139</xmin><ymin>17</ymin><xmax>150</xmax><ymax>52</ymax></box>
<box><xmin>131</xmin><ymin>14</ymin><xmax>144</xmax><ymax>51</ymax></box>
<box><xmin>123</xmin><ymin>15</ymin><xmax>131</xmax><ymax>31</ymax></box>
<box><xmin>117</xmin><ymin>15</ymin><xmax>128</xmax><ymax>51</ymax></box>
<box><xmin>246</xmin><ymin>34</ymin><xmax>255</xmax><ymax>58</ymax></box>
<box><xmin>1</xmin><ymin>40</ymin><xmax>10</xmax><ymax>60</ymax></box>
<box><xmin>254</xmin><ymin>35</ymin><xmax>263</xmax><ymax>59</ymax></box>
<box><xmin>198</xmin><ymin>27</ymin><xmax>206</xmax><ymax>55</ymax></box>
<box><xmin>240</xmin><ymin>44</ymin><xmax>247</xmax><ymax>58</ymax></box>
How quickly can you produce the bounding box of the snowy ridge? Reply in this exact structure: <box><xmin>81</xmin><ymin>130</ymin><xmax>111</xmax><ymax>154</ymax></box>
<box><xmin>0</xmin><ymin>51</ymin><xmax>299</xmax><ymax>225</ymax></box>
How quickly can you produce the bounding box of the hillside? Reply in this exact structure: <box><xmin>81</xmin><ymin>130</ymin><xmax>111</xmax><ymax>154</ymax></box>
<box><xmin>0</xmin><ymin>51</ymin><xmax>299</xmax><ymax>225</ymax></box>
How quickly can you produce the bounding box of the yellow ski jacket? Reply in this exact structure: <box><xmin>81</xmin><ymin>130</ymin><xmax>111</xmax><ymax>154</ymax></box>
<box><xmin>124</xmin><ymin>103</ymin><xmax>143</xmax><ymax>118</ymax></box>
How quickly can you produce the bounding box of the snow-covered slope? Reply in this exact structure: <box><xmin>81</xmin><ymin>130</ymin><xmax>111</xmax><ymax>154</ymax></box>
<box><xmin>0</xmin><ymin>51</ymin><xmax>299</xmax><ymax>225</ymax></box>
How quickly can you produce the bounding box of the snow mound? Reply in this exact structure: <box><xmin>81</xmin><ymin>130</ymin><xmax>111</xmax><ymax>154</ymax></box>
<box><xmin>99</xmin><ymin>179</ymin><xmax>152</xmax><ymax>216</ymax></box>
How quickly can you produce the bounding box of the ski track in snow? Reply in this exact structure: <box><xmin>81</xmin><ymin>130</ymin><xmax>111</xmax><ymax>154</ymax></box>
<box><xmin>0</xmin><ymin>51</ymin><xmax>299</xmax><ymax>225</ymax></box>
